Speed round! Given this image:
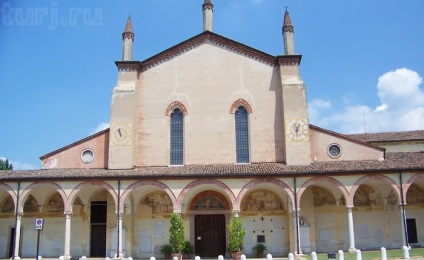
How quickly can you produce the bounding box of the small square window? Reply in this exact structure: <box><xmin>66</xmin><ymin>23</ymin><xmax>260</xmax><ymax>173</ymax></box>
<box><xmin>257</xmin><ymin>235</ymin><xmax>265</xmax><ymax>243</ymax></box>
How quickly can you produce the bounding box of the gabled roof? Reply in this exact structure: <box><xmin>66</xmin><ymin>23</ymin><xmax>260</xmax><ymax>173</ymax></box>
<box><xmin>348</xmin><ymin>130</ymin><xmax>424</xmax><ymax>143</ymax></box>
<box><xmin>309</xmin><ymin>124</ymin><xmax>385</xmax><ymax>151</ymax></box>
<box><xmin>39</xmin><ymin>128</ymin><xmax>110</xmax><ymax>160</ymax></box>
<box><xmin>116</xmin><ymin>31</ymin><xmax>284</xmax><ymax>73</ymax></box>
<box><xmin>4</xmin><ymin>152</ymin><xmax>424</xmax><ymax>181</ymax></box>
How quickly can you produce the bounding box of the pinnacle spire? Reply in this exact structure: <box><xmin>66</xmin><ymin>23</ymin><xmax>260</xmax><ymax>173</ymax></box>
<box><xmin>122</xmin><ymin>16</ymin><xmax>134</xmax><ymax>61</ymax></box>
<box><xmin>283</xmin><ymin>10</ymin><xmax>294</xmax><ymax>33</ymax></box>
<box><xmin>202</xmin><ymin>0</ymin><xmax>214</xmax><ymax>31</ymax></box>
<box><xmin>282</xmin><ymin>9</ymin><xmax>295</xmax><ymax>55</ymax></box>
<box><xmin>122</xmin><ymin>16</ymin><xmax>134</xmax><ymax>41</ymax></box>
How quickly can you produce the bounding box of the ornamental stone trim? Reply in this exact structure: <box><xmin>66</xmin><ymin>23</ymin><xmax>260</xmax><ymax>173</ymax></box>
<box><xmin>283</xmin><ymin>26</ymin><xmax>294</xmax><ymax>33</ymax></box>
<box><xmin>119</xmin><ymin>180</ymin><xmax>177</xmax><ymax>212</ymax></box>
<box><xmin>176</xmin><ymin>179</ymin><xmax>237</xmax><ymax>210</ymax></box>
<box><xmin>229</xmin><ymin>98</ymin><xmax>253</xmax><ymax>114</ymax></box>
<box><xmin>122</xmin><ymin>32</ymin><xmax>134</xmax><ymax>41</ymax></box>
<box><xmin>277</xmin><ymin>55</ymin><xmax>302</xmax><ymax>66</ymax></box>
<box><xmin>116</xmin><ymin>62</ymin><xmax>141</xmax><ymax>72</ymax></box>
<box><xmin>202</xmin><ymin>3</ymin><xmax>214</xmax><ymax>11</ymax></box>
<box><xmin>237</xmin><ymin>178</ymin><xmax>294</xmax><ymax>205</ymax></box>
<box><xmin>165</xmin><ymin>101</ymin><xmax>188</xmax><ymax>116</ymax></box>
<box><xmin>140</xmin><ymin>33</ymin><xmax>276</xmax><ymax>72</ymax></box>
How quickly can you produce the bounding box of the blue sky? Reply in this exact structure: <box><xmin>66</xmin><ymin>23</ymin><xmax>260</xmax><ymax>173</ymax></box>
<box><xmin>1</xmin><ymin>0</ymin><xmax>423</xmax><ymax>170</ymax></box>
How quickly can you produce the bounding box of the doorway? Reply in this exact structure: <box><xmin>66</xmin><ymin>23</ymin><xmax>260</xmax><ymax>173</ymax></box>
<box><xmin>406</xmin><ymin>218</ymin><xmax>418</xmax><ymax>243</ymax></box>
<box><xmin>195</xmin><ymin>214</ymin><xmax>226</xmax><ymax>257</ymax></box>
<box><xmin>9</xmin><ymin>227</ymin><xmax>16</xmax><ymax>258</ymax></box>
<box><xmin>90</xmin><ymin>201</ymin><xmax>107</xmax><ymax>257</ymax></box>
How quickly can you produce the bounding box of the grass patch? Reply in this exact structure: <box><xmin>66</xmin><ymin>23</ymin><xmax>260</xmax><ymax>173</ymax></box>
<box><xmin>312</xmin><ymin>248</ymin><xmax>424</xmax><ymax>260</ymax></box>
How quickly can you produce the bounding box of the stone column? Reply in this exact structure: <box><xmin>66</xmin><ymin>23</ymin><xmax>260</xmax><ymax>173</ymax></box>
<box><xmin>117</xmin><ymin>210</ymin><xmax>124</xmax><ymax>258</ymax></box>
<box><xmin>64</xmin><ymin>211</ymin><xmax>72</xmax><ymax>260</ymax></box>
<box><xmin>347</xmin><ymin>207</ymin><xmax>356</xmax><ymax>253</ymax></box>
<box><xmin>293</xmin><ymin>210</ymin><xmax>302</xmax><ymax>255</ymax></box>
<box><xmin>13</xmin><ymin>212</ymin><xmax>23</xmax><ymax>260</ymax></box>
<box><xmin>399</xmin><ymin>204</ymin><xmax>407</xmax><ymax>247</ymax></box>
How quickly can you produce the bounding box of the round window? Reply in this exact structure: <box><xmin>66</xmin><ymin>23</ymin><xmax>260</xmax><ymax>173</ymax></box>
<box><xmin>328</xmin><ymin>144</ymin><xmax>341</xmax><ymax>158</ymax></box>
<box><xmin>81</xmin><ymin>149</ymin><xmax>95</xmax><ymax>164</ymax></box>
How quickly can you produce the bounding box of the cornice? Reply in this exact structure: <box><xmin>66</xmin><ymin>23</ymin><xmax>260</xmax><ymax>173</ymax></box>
<box><xmin>140</xmin><ymin>32</ymin><xmax>276</xmax><ymax>72</ymax></box>
<box><xmin>276</xmin><ymin>55</ymin><xmax>302</xmax><ymax>66</ymax></box>
<box><xmin>115</xmin><ymin>61</ymin><xmax>141</xmax><ymax>72</ymax></box>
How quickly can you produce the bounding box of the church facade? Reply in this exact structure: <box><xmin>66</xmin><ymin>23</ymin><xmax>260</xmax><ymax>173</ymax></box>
<box><xmin>1</xmin><ymin>2</ymin><xmax>424</xmax><ymax>259</ymax></box>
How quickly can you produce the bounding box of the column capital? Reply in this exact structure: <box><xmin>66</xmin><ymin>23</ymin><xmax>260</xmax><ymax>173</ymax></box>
<box><xmin>15</xmin><ymin>211</ymin><xmax>23</xmax><ymax>217</ymax></box>
<box><xmin>173</xmin><ymin>209</ymin><xmax>182</xmax><ymax>216</ymax></box>
<box><xmin>232</xmin><ymin>210</ymin><xmax>240</xmax><ymax>217</ymax></box>
<box><xmin>64</xmin><ymin>211</ymin><xmax>73</xmax><ymax>216</ymax></box>
<box><xmin>292</xmin><ymin>208</ymin><xmax>300</xmax><ymax>214</ymax></box>
<box><xmin>115</xmin><ymin>210</ymin><xmax>124</xmax><ymax>217</ymax></box>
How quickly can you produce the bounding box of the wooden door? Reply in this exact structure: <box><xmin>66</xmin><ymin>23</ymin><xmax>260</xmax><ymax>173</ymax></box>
<box><xmin>195</xmin><ymin>215</ymin><xmax>226</xmax><ymax>257</ymax></box>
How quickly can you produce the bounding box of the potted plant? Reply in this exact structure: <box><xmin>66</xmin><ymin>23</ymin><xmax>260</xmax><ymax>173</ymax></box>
<box><xmin>160</xmin><ymin>244</ymin><xmax>173</xmax><ymax>259</ymax></box>
<box><xmin>252</xmin><ymin>243</ymin><xmax>267</xmax><ymax>258</ymax></box>
<box><xmin>169</xmin><ymin>213</ymin><xmax>186</xmax><ymax>260</ymax></box>
<box><xmin>182</xmin><ymin>241</ymin><xmax>194</xmax><ymax>259</ymax></box>
<box><xmin>227</xmin><ymin>215</ymin><xmax>246</xmax><ymax>260</ymax></box>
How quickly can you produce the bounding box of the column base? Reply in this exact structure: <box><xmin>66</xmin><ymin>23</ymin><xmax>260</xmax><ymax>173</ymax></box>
<box><xmin>112</xmin><ymin>252</ymin><xmax>125</xmax><ymax>260</ymax></box>
<box><xmin>13</xmin><ymin>257</ymin><xmax>20</xmax><ymax>260</ymax></box>
<box><xmin>294</xmin><ymin>250</ymin><xmax>303</xmax><ymax>256</ymax></box>
<box><xmin>348</xmin><ymin>248</ymin><xmax>357</xmax><ymax>253</ymax></box>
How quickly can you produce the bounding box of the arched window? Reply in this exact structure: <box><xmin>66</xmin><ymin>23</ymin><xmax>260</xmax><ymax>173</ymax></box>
<box><xmin>235</xmin><ymin>106</ymin><xmax>249</xmax><ymax>163</ymax></box>
<box><xmin>170</xmin><ymin>108</ymin><xmax>184</xmax><ymax>165</ymax></box>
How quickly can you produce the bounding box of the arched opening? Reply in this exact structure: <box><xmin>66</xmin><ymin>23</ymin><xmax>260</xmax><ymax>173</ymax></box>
<box><xmin>189</xmin><ymin>190</ymin><xmax>230</xmax><ymax>258</ymax></box>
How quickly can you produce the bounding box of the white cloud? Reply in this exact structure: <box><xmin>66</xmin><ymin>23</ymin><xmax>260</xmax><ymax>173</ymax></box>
<box><xmin>0</xmin><ymin>157</ymin><xmax>37</xmax><ymax>170</ymax></box>
<box><xmin>308</xmin><ymin>99</ymin><xmax>332</xmax><ymax>124</ymax></box>
<box><xmin>90</xmin><ymin>122</ymin><xmax>110</xmax><ymax>135</ymax></box>
<box><xmin>10</xmin><ymin>160</ymin><xmax>38</xmax><ymax>170</ymax></box>
<box><xmin>309</xmin><ymin>68</ymin><xmax>424</xmax><ymax>133</ymax></box>
<box><xmin>375</xmin><ymin>104</ymin><xmax>388</xmax><ymax>112</ymax></box>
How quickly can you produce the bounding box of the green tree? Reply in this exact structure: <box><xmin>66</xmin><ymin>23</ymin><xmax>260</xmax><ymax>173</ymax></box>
<box><xmin>227</xmin><ymin>215</ymin><xmax>246</xmax><ymax>252</ymax></box>
<box><xmin>0</xmin><ymin>159</ymin><xmax>13</xmax><ymax>170</ymax></box>
<box><xmin>169</xmin><ymin>213</ymin><xmax>185</xmax><ymax>253</ymax></box>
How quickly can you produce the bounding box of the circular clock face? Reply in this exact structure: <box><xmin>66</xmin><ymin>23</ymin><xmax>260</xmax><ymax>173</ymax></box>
<box><xmin>286</xmin><ymin>119</ymin><xmax>309</xmax><ymax>141</ymax></box>
<box><xmin>111</xmin><ymin>124</ymin><xmax>132</xmax><ymax>145</ymax></box>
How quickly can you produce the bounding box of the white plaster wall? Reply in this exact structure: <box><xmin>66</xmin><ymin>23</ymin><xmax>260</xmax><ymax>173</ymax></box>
<box><xmin>135</xmin><ymin>218</ymin><xmax>171</xmax><ymax>258</ymax></box>
<box><xmin>70</xmin><ymin>217</ymin><xmax>88</xmax><ymax>257</ymax></box>
<box><xmin>0</xmin><ymin>218</ymin><xmax>15</xmax><ymax>258</ymax></box>
<box><xmin>135</xmin><ymin>43</ymin><xmax>284</xmax><ymax>166</ymax></box>
<box><xmin>353</xmin><ymin>209</ymin><xmax>402</xmax><ymax>249</ymax></box>
<box><xmin>242</xmin><ymin>215</ymin><xmax>289</xmax><ymax>257</ymax></box>
<box><xmin>314</xmin><ymin>210</ymin><xmax>339</xmax><ymax>252</ymax></box>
